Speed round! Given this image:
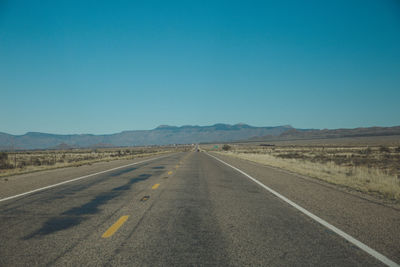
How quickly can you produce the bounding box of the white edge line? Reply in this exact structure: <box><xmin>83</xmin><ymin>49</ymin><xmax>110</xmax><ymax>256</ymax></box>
<box><xmin>206</xmin><ymin>152</ymin><xmax>399</xmax><ymax>267</ymax></box>
<box><xmin>0</xmin><ymin>154</ymin><xmax>171</xmax><ymax>203</ymax></box>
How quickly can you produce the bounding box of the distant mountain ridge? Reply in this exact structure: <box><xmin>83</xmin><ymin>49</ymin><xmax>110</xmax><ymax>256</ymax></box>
<box><xmin>248</xmin><ymin>126</ymin><xmax>400</xmax><ymax>142</ymax></box>
<box><xmin>0</xmin><ymin>123</ymin><xmax>292</xmax><ymax>150</ymax></box>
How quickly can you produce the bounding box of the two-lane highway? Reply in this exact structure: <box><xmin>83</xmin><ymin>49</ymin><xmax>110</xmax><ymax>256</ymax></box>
<box><xmin>0</xmin><ymin>151</ymin><xmax>397</xmax><ymax>266</ymax></box>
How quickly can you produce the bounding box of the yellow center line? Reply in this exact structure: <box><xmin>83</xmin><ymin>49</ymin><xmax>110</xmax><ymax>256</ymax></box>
<box><xmin>168</xmin><ymin>171</ymin><xmax>173</xmax><ymax>175</ymax></box>
<box><xmin>102</xmin><ymin>215</ymin><xmax>129</xmax><ymax>238</ymax></box>
<box><xmin>152</xmin><ymin>183</ymin><xmax>160</xmax><ymax>189</ymax></box>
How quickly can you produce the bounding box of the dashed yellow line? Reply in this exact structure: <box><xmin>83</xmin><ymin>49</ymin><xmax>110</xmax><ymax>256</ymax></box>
<box><xmin>152</xmin><ymin>183</ymin><xmax>160</xmax><ymax>189</ymax></box>
<box><xmin>102</xmin><ymin>215</ymin><xmax>129</xmax><ymax>238</ymax></box>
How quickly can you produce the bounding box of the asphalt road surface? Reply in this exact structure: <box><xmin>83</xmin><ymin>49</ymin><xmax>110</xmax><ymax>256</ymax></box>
<box><xmin>0</xmin><ymin>151</ymin><xmax>399</xmax><ymax>266</ymax></box>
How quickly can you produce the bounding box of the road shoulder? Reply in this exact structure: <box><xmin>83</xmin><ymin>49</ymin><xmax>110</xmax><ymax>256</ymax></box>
<box><xmin>208</xmin><ymin>152</ymin><xmax>400</xmax><ymax>264</ymax></box>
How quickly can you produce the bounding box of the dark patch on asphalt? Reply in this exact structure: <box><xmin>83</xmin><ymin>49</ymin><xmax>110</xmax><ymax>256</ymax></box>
<box><xmin>63</xmin><ymin>174</ymin><xmax>151</xmax><ymax>215</ymax></box>
<box><xmin>23</xmin><ymin>217</ymin><xmax>83</xmax><ymax>239</ymax></box>
<box><xmin>110</xmin><ymin>167</ymin><xmax>138</xmax><ymax>177</ymax></box>
<box><xmin>152</xmin><ymin>166</ymin><xmax>165</xmax><ymax>169</ymax></box>
<box><xmin>35</xmin><ymin>165</ymin><xmax>148</xmax><ymax>204</ymax></box>
<box><xmin>63</xmin><ymin>192</ymin><xmax>120</xmax><ymax>216</ymax></box>
<box><xmin>23</xmin><ymin>173</ymin><xmax>152</xmax><ymax>239</ymax></box>
<box><xmin>1</xmin><ymin>173</ymin><xmax>117</xmax><ymax>213</ymax></box>
<box><xmin>36</xmin><ymin>174</ymin><xmax>115</xmax><ymax>203</ymax></box>
<box><xmin>112</xmin><ymin>174</ymin><xmax>151</xmax><ymax>191</ymax></box>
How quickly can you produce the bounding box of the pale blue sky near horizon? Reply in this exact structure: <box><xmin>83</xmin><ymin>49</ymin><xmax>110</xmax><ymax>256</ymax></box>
<box><xmin>1</xmin><ymin>0</ymin><xmax>400</xmax><ymax>135</ymax></box>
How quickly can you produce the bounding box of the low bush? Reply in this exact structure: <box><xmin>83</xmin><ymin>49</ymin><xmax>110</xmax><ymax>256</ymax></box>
<box><xmin>222</xmin><ymin>144</ymin><xmax>232</xmax><ymax>151</ymax></box>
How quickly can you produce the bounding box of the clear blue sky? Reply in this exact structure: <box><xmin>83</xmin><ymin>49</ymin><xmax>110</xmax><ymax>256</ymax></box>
<box><xmin>1</xmin><ymin>0</ymin><xmax>399</xmax><ymax>135</ymax></box>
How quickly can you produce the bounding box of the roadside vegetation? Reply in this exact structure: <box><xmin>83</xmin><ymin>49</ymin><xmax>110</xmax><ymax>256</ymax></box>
<box><xmin>0</xmin><ymin>146</ymin><xmax>190</xmax><ymax>178</ymax></box>
<box><xmin>210</xmin><ymin>144</ymin><xmax>400</xmax><ymax>201</ymax></box>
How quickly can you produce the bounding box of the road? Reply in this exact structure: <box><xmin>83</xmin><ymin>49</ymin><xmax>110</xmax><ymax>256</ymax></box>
<box><xmin>0</xmin><ymin>151</ymin><xmax>399</xmax><ymax>266</ymax></box>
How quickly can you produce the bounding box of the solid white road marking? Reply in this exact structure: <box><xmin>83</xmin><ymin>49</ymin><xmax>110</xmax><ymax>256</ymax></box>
<box><xmin>206</xmin><ymin>152</ymin><xmax>399</xmax><ymax>267</ymax></box>
<box><xmin>0</xmin><ymin>154</ymin><xmax>171</xmax><ymax>203</ymax></box>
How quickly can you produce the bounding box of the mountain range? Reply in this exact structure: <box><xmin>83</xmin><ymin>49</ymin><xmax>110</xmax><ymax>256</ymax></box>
<box><xmin>249</xmin><ymin>126</ymin><xmax>400</xmax><ymax>141</ymax></box>
<box><xmin>0</xmin><ymin>123</ymin><xmax>292</xmax><ymax>150</ymax></box>
<box><xmin>1</xmin><ymin>124</ymin><xmax>399</xmax><ymax>150</ymax></box>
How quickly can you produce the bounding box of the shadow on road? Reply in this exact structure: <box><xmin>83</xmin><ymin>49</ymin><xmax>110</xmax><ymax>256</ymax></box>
<box><xmin>23</xmin><ymin>174</ymin><xmax>151</xmax><ymax>239</ymax></box>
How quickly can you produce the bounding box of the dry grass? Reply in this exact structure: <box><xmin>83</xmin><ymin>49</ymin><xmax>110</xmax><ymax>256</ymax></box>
<box><xmin>0</xmin><ymin>146</ymin><xmax>191</xmax><ymax>178</ymax></box>
<box><xmin>211</xmin><ymin>144</ymin><xmax>400</xmax><ymax>201</ymax></box>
